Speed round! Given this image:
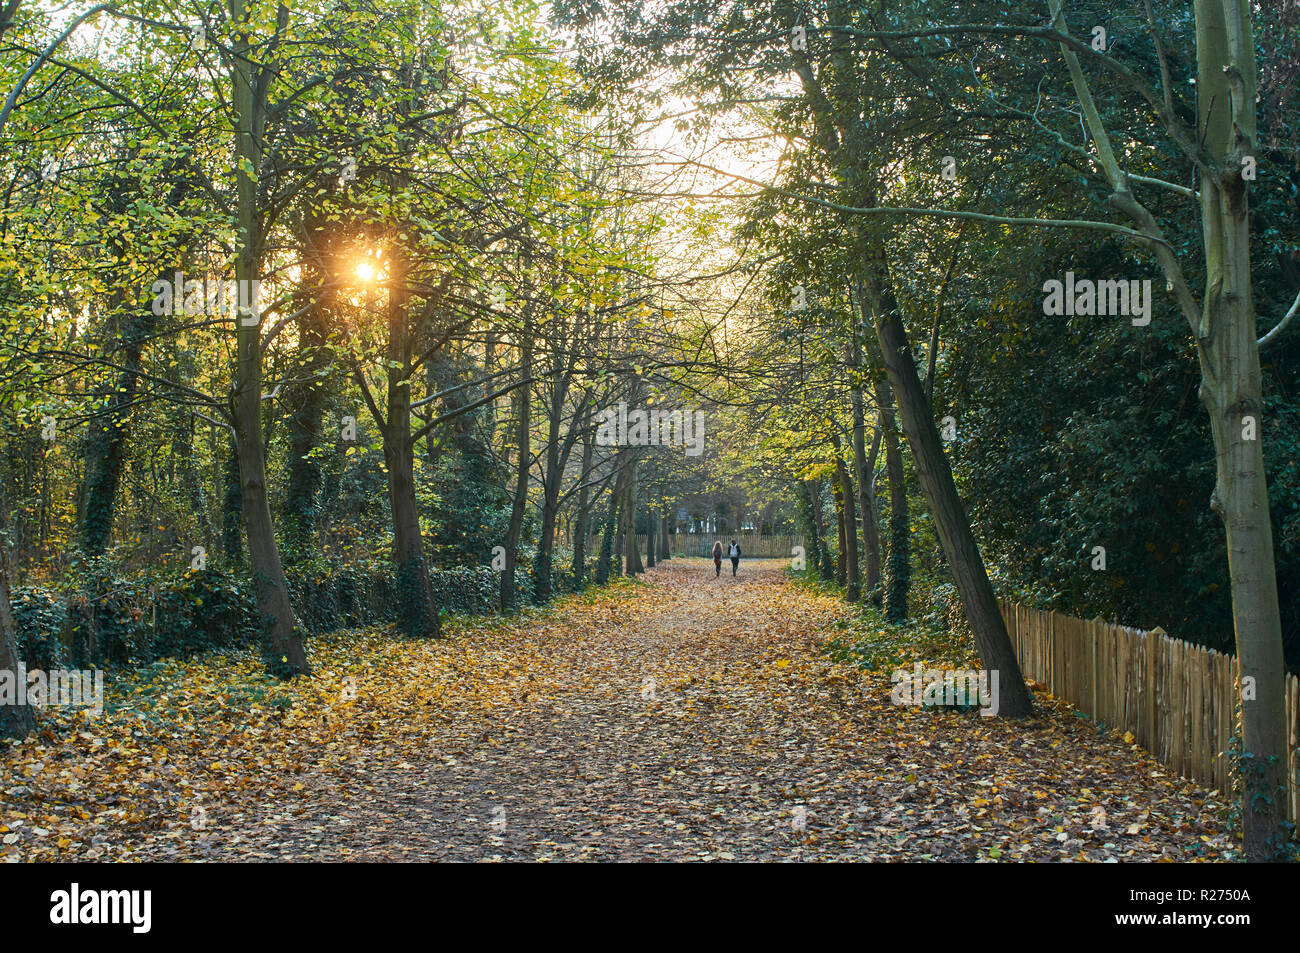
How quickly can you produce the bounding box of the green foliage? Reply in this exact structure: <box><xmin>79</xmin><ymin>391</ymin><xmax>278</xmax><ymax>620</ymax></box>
<box><xmin>284</xmin><ymin>555</ymin><xmax>394</xmax><ymax>635</ymax></box>
<box><xmin>824</xmin><ymin>597</ymin><xmax>974</xmax><ymax>675</ymax></box>
<box><xmin>9</xmin><ymin>561</ymin><xmax>550</xmax><ymax>670</ymax></box>
<box><xmin>884</xmin><ymin>509</ymin><xmax>911</xmax><ymax>624</ymax></box>
<box><xmin>9</xmin><ymin>587</ymin><xmax>66</xmax><ymax>670</ymax></box>
<box><xmin>424</xmin><ymin>430</ymin><xmax>511</xmax><ymax>566</ymax></box>
<box><xmin>152</xmin><ymin>569</ymin><xmax>260</xmax><ymax>659</ymax></box>
<box><xmin>792</xmin><ymin>561</ymin><xmax>973</xmax><ymax>672</ymax></box>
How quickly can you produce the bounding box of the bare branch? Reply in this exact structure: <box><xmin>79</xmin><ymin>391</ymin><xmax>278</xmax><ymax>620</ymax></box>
<box><xmin>1258</xmin><ymin>288</ymin><xmax>1300</xmax><ymax>350</ymax></box>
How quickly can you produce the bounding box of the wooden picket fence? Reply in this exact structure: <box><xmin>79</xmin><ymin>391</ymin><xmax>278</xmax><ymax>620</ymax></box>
<box><xmin>999</xmin><ymin>601</ymin><xmax>1299</xmax><ymax>826</ymax></box>
<box><xmin>582</xmin><ymin>534</ymin><xmax>804</xmax><ymax>560</ymax></box>
<box><xmin>669</xmin><ymin>534</ymin><xmax>803</xmax><ymax>559</ymax></box>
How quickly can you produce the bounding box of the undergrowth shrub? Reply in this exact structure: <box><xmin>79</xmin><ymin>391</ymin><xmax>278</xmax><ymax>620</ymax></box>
<box><xmin>10</xmin><ymin>558</ymin><xmax>552</xmax><ymax>670</ymax></box>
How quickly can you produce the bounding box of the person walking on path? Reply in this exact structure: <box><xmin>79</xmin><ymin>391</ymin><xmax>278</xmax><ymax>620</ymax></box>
<box><xmin>712</xmin><ymin>540</ymin><xmax>723</xmax><ymax>577</ymax></box>
<box><xmin>728</xmin><ymin>539</ymin><xmax>741</xmax><ymax>576</ymax></box>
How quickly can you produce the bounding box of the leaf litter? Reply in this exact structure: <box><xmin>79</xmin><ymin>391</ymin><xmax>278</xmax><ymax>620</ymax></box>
<box><xmin>0</xmin><ymin>560</ymin><xmax>1232</xmax><ymax>861</ymax></box>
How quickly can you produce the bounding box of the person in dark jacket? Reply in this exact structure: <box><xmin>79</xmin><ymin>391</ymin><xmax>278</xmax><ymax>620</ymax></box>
<box><xmin>712</xmin><ymin>540</ymin><xmax>723</xmax><ymax>577</ymax></box>
<box><xmin>728</xmin><ymin>539</ymin><xmax>741</xmax><ymax>576</ymax></box>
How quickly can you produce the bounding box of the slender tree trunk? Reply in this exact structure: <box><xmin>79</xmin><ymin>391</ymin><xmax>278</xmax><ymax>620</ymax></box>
<box><xmin>595</xmin><ymin>487</ymin><xmax>618</xmax><ymax>585</ymax></box>
<box><xmin>231</xmin><ymin>5</ymin><xmax>307</xmax><ymax>677</ymax></box>
<box><xmin>176</xmin><ymin>416</ymin><xmax>210</xmax><ymax>544</ymax></box>
<box><xmin>611</xmin><ymin>461</ymin><xmax>628</xmax><ymax>574</ymax></box>
<box><xmin>536</xmin><ymin>488</ymin><xmax>559</xmax><ymax>602</ymax></box>
<box><xmin>645</xmin><ymin>509</ymin><xmax>656</xmax><ymax>567</ymax></box>
<box><xmin>875</xmin><ymin>375</ymin><xmax>909</xmax><ymax>623</ymax></box>
<box><xmin>282</xmin><ymin>288</ymin><xmax>328</xmax><ymax>560</ymax></box>
<box><xmin>572</xmin><ymin>432</ymin><xmax>593</xmax><ymax>587</ymax></box>
<box><xmin>796</xmin><ymin>479</ymin><xmax>824</xmax><ymax>576</ymax></box>
<box><xmin>623</xmin><ymin>462</ymin><xmax>643</xmax><ymax>575</ymax></box>
<box><xmin>788</xmin><ymin>0</ymin><xmax>1026</xmax><ymax>709</ymax></box>
<box><xmin>79</xmin><ymin>302</ymin><xmax>152</xmax><ymax>556</ymax></box>
<box><xmin>851</xmin><ymin>327</ymin><xmax>883</xmax><ymax>602</ymax></box>
<box><xmin>221</xmin><ymin>443</ymin><xmax>242</xmax><ymax>563</ymax></box>
<box><xmin>382</xmin><ymin>273</ymin><xmax>438</xmax><ymax>638</ymax></box>
<box><xmin>533</xmin><ymin>381</ymin><xmax>567</xmax><ymax>603</ymax></box>
<box><xmin>831</xmin><ymin>468</ymin><xmax>847</xmax><ymax>586</ymax></box>
<box><xmin>831</xmin><ymin>432</ymin><xmax>860</xmax><ymax>601</ymax></box>
<box><xmin>384</xmin><ymin>432</ymin><xmax>437</xmax><ymax>637</ymax></box>
<box><xmin>862</xmin><ymin>267</ymin><xmax>1031</xmax><ymax>717</ymax></box>
<box><xmin>0</xmin><ymin>504</ymin><xmax>33</xmax><ymax>741</ymax></box>
<box><xmin>863</xmin><ymin>427</ymin><xmax>884</xmax><ymax>606</ymax></box>
<box><xmin>501</xmin><ymin>318</ymin><xmax>532</xmax><ymax>611</ymax></box>
<box><xmin>808</xmin><ymin>479</ymin><xmax>834</xmax><ymax>580</ymax></box>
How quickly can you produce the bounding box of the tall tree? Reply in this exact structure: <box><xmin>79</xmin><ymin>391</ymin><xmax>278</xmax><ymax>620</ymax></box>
<box><xmin>229</xmin><ymin>0</ymin><xmax>309</xmax><ymax>676</ymax></box>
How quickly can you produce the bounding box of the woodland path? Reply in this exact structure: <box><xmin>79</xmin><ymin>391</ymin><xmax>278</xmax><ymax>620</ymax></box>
<box><xmin>2</xmin><ymin>560</ymin><xmax>1232</xmax><ymax>862</ymax></box>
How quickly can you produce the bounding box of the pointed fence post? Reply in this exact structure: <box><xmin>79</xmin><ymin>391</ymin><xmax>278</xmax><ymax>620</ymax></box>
<box><xmin>1149</xmin><ymin>627</ymin><xmax>1165</xmax><ymax>755</ymax></box>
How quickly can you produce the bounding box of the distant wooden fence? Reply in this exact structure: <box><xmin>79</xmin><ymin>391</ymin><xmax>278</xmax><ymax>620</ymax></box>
<box><xmin>669</xmin><ymin>534</ymin><xmax>804</xmax><ymax>559</ymax></box>
<box><xmin>1000</xmin><ymin>601</ymin><xmax>1299</xmax><ymax>826</ymax></box>
<box><xmin>582</xmin><ymin>534</ymin><xmax>804</xmax><ymax>560</ymax></box>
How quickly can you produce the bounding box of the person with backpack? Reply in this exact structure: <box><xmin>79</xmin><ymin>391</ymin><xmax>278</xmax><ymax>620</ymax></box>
<box><xmin>711</xmin><ymin>540</ymin><xmax>723</xmax><ymax>577</ymax></box>
<box><xmin>728</xmin><ymin>539</ymin><xmax>741</xmax><ymax>576</ymax></box>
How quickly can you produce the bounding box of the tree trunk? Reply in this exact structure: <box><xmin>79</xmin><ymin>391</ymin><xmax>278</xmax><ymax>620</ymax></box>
<box><xmin>830</xmin><ymin>431</ymin><xmax>860</xmax><ymax>601</ymax></box>
<box><xmin>1202</xmin><ymin>268</ymin><xmax>1290</xmax><ymax>860</ymax></box>
<box><xmin>572</xmin><ymin>432</ymin><xmax>593</xmax><ymax>587</ymax></box>
<box><xmin>382</xmin><ymin>272</ymin><xmax>438</xmax><ymax>638</ymax></box>
<box><xmin>231</xmin><ymin>5</ymin><xmax>308</xmax><ymax>677</ymax></box>
<box><xmin>659</xmin><ymin>506</ymin><xmax>671</xmax><ymax>560</ymax></box>
<box><xmin>282</xmin><ymin>292</ymin><xmax>328</xmax><ymax>560</ymax></box>
<box><xmin>862</xmin><ymin>271</ymin><xmax>1032</xmax><ymax>717</ymax></box>
<box><xmin>535</xmin><ymin>487</ymin><xmax>559</xmax><ymax>601</ymax></box>
<box><xmin>610</xmin><ymin>461</ymin><xmax>627</xmax><ymax>574</ymax></box>
<box><xmin>622</xmin><ymin>462</ymin><xmax>643</xmax><ymax>575</ymax></box>
<box><xmin>807</xmin><ymin>479</ymin><xmax>834</xmax><ymax>580</ymax></box>
<box><xmin>875</xmin><ymin>376</ymin><xmax>909</xmax><ymax>623</ymax></box>
<box><xmin>234</xmin><ymin>422</ymin><xmax>307</xmax><ymax>676</ymax></box>
<box><xmin>863</xmin><ymin>426</ymin><xmax>884</xmax><ymax>606</ymax></box>
<box><xmin>595</xmin><ymin>487</ymin><xmax>617</xmax><ymax>585</ymax></box>
<box><xmin>851</xmin><ymin>327</ymin><xmax>883</xmax><ymax>603</ymax></box>
<box><xmin>796</xmin><ymin>479</ymin><xmax>823</xmax><ymax>576</ymax></box>
<box><xmin>501</xmin><ymin>320</ymin><xmax>532</xmax><ymax>611</ymax></box>
<box><xmin>1046</xmin><ymin>0</ymin><xmax>1290</xmax><ymax>851</ymax></box>
<box><xmin>176</xmin><ymin>415</ymin><xmax>211</xmax><ymax>544</ymax></box>
<box><xmin>1191</xmin><ymin>0</ymin><xmax>1288</xmax><ymax>859</ymax></box>
<box><xmin>0</xmin><ymin>506</ymin><xmax>33</xmax><ymax>741</ymax></box>
<box><xmin>533</xmin><ymin>379</ymin><xmax>568</xmax><ymax>603</ymax></box>
<box><xmin>220</xmin><ymin>442</ymin><xmax>242</xmax><ymax>564</ymax></box>
<box><xmin>384</xmin><ymin>430</ymin><xmax>437</xmax><ymax>638</ymax></box>
<box><xmin>79</xmin><ymin>301</ymin><xmax>153</xmax><ymax>556</ymax></box>
<box><xmin>81</xmin><ymin>160</ymin><xmax>195</xmax><ymax>557</ymax></box>
<box><xmin>831</xmin><ymin>467</ymin><xmax>847</xmax><ymax>586</ymax></box>
<box><xmin>645</xmin><ymin>509</ymin><xmax>656</xmax><ymax>567</ymax></box>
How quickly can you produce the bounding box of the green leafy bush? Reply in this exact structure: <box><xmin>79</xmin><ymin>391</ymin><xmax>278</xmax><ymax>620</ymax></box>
<box><xmin>151</xmin><ymin>568</ymin><xmax>259</xmax><ymax>658</ymax></box>
<box><xmin>10</xmin><ymin>560</ymin><xmax>550</xmax><ymax>669</ymax></box>
<box><xmin>9</xmin><ymin>586</ymin><xmax>66</xmax><ymax>670</ymax></box>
